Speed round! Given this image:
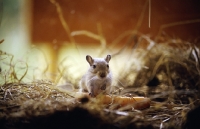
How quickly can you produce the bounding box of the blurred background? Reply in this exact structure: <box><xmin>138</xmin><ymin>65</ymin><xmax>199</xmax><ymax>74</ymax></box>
<box><xmin>0</xmin><ymin>0</ymin><xmax>200</xmax><ymax>84</ymax></box>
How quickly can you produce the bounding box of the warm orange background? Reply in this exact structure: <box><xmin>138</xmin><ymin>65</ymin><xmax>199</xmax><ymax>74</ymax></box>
<box><xmin>32</xmin><ymin>0</ymin><xmax>200</xmax><ymax>45</ymax></box>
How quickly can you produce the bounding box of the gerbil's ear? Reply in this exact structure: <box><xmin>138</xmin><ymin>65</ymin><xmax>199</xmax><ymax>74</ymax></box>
<box><xmin>105</xmin><ymin>55</ymin><xmax>111</xmax><ymax>63</ymax></box>
<box><xmin>86</xmin><ymin>55</ymin><xmax>94</xmax><ymax>66</ymax></box>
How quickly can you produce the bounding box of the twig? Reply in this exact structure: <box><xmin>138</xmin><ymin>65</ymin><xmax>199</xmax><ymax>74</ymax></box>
<box><xmin>49</xmin><ymin>0</ymin><xmax>75</xmax><ymax>44</ymax></box>
<box><xmin>156</xmin><ymin>19</ymin><xmax>200</xmax><ymax>41</ymax></box>
<box><xmin>149</xmin><ymin>0</ymin><xmax>151</xmax><ymax>28</ymax></box>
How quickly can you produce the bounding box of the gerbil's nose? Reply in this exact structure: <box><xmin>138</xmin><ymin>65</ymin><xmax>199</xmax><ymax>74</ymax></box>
<box><xmin>100</xmin><ymin>72</ymin><xmax>106</xmax><ymax>78</ymax></box>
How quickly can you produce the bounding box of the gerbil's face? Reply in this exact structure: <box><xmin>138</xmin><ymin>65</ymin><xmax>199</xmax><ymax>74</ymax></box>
<box><xmin>91</xmin><ymin>59</ymin><xmax>110</xmax><ymax>78</ymax></box>
<box><xmin>86</xmin><ymin>55</ymin><xmax>111</xmax><ymax>79</ymax></box>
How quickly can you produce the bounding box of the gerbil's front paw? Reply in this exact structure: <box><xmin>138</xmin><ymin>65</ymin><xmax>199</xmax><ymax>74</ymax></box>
<box><xmin>100</xmin><ymin>84</ymin><xmax>106</xmax><ymax>90</ymax></box>
<box><xmin>89</xmin><ymin>92</ymin><xmax>95</xmax><ymax>97</ymax></box>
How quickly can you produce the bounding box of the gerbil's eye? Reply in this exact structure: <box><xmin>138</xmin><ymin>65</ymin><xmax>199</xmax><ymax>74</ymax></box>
<box><xmin>107</xmin><ymin>65</ymin><xmax>109</xmax><ymax>68</ymax></box>
<box><xmin>92</xmin><ymin>65</ymin><xmax>96</xmax><ymax>69</ymax></box>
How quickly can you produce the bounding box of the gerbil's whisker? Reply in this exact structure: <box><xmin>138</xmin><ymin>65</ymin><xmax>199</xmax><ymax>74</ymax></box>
<box><xmin>114</xmin><ymin>78</ymin><xmax>125</xmax><ymax>87</ymax></box>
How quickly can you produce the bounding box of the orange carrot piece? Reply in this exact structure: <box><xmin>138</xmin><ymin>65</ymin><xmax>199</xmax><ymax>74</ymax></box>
<box><xmin>74</xmin><ymin>92</ymin><xmax>151</xmax><ymax>110</ymax></box>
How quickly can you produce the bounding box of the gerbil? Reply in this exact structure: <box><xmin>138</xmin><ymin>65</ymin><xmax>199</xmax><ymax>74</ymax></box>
<box><xmin>80</xmin><ymin>55</ymin><xmax>112</xmax><ymax>97</ymax></box>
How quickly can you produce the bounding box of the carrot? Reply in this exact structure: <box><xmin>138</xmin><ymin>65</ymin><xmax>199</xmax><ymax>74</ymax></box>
<box><xmin>74</xmin><ymin>92</ymin><xmax>151</xmax><ymax>110</ymax></box>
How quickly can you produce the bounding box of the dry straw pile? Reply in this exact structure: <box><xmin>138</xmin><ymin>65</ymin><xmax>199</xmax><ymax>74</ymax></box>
<box><xmin>1</xmin><ymin>35</ymin><xmax>200</xmax><ymax>129</ymax></box>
